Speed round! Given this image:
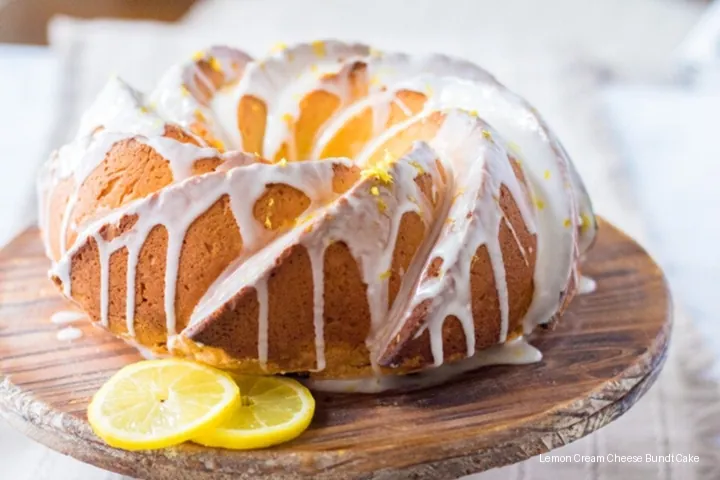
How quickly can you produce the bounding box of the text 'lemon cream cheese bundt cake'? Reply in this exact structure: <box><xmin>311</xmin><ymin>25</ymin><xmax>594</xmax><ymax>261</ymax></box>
<box><xmin>37</xmin><ymin>41</ymin><xmax>597</xmax><ymax>391</ymax></box>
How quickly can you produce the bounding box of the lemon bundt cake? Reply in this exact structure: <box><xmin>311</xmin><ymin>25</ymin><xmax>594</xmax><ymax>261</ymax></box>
<box><xmin>38</xmin><ymin>41</ymin><xmax>597</xmax><ymax>390</ymax></box>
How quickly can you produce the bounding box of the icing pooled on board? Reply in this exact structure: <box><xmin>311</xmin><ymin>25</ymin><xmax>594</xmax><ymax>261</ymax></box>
<box><xmin>579</xmin><ymin>275</ymin><xmax>597</xmax><ymax>295</ymax></box>
<box><xmin>305</xmin><ymin>337</ymin><xmax>542</xmax><ymax>393</ymax></box>
<box><xmin>56</xmin><ymin>326</ymin><xmax>83</xmax><ymax>342</ymax></box>
<box><xmin>50</xmin><ymin>310</ymin><xmax>86</xmax><ymax>325</ymax></box>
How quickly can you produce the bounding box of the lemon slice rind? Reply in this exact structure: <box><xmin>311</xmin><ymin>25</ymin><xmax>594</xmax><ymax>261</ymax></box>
<box><xmin>88</xmin><ymin>359</ymin><xmax>240</xmax><ymax>451</ymax></box>
<box><xmin>193</xmin><ymin>375</ymin><xmax>315</xmax><ymax>450</ymax></box>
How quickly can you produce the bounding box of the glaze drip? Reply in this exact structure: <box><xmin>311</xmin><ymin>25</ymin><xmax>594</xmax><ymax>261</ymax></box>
<box><xmin>50</xmin><ymin>310</ymin><xmax>86</xmax><ymax>325</ymax></box>
<box><xmin>38</xmin><ymin>41</ymin><xmax>596</xmax><ymax>385</ymax></box>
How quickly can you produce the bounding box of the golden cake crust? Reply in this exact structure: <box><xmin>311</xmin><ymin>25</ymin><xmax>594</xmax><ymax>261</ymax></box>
<box><xmin>40</xmin><ymin>41</ymin><xmax>597</xmax><ymax>382</ymax></box>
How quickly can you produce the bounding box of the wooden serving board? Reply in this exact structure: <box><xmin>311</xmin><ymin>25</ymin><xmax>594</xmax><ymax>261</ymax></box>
<box><xmin>0</xmin><ymin>218</ymin><xmax>671</xmax><ymax>480</ymax></box>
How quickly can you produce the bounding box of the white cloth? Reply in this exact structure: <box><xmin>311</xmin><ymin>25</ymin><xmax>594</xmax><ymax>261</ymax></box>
<box><xmin>1</xmin><ymin>0</ymin><xmax>717</xmax><ymax>478</ymax></box>
<box><xmin>0</xmin><ymin>46</ymin><xmax>58</xmax><ymax>247</ymax></box>
<box><xmin>676</xmin><ymin>0</ymin><xmax>720</xmax><ymax>86</ymax></box>
<box><xmin>602</xmin><ymin>87</ymin><xmax>720</xmax><ymax>371</ymax></box>
<box><xmin>601</xmin><ymin>86</ymin><xmax>720</xmax><ymax>480</ymax></box>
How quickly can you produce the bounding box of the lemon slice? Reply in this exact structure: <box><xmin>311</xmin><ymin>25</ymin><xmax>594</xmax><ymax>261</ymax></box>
<box><xmin>88</xmin><ymin>359</ymin><xmax>239</xmax><ymax>450</ymax></box>
<box><xmin>193</xmin><ymin>375</ymin><xmax>315</xmax><ymax>449</ymax></box>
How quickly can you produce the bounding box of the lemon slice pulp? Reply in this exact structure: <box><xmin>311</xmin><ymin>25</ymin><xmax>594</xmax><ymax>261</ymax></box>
<box><xmin>193</xmin><ymin>375</ymin><xmax>315</xmax><ymax>449</ymax></box>
<box><xmin>88</xmin><ymin>359</ymin><xmax>239</xmax><ymax>450</ymax></box>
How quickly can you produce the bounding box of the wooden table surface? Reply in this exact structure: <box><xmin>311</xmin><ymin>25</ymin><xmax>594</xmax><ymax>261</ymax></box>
<box><xmin>0</xmin><ymin>220</ymin><xmax>672</xmax><ymax>479</ymax></box>
<box><xmin>0</xmin><ymin>0</ymin><xmax>195</xmax><ymax>45</ymax></box>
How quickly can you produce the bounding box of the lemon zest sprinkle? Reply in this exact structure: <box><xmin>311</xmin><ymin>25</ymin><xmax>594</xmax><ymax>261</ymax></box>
<box><xmin>361</xmin><ymin>150</ymin><xmax>394</xmax><ymax>185</ymax></box>
<box><xmin>208</xmin><ymin>57</ymin><xmax>222</xmax><ymax>72</ymax></box>
<box><xmin>277</xmin><ymin>158</ymin><xmax>288</xmax><ymax>167</ymax></box>
<box><xmin>482</xmin><ymin>130</ymin><xmax>492</xmax><ymax>140</ymax></box>
<box><xmin>271</xmin><ymin>42</ymin><xmax>288</xmax><ymax>53</ymax></box>
<box><xmin>580</xmin><ymin>212</ymin><xmax>591</xmax><ymax>232</ymax></box>
<box><xmin>379</xmin><ymin>269</ymin><xmax>392</xmax><ymax>280</ymax></box>
<box><xmin>563</xmin><ymin>218</ymin><xmax>572</xmax><ymax>228</ymax></box>
<box><xmin>362</xmin><ymin>165</ymin><xmax>393</xmax><ymax>184</ymax></box>
<box><xmin>377</xmin><ymin>198</ymin><xmax>388</xmax><ymax>213</ymax></box>
<box><xmin>312</xmin><ymin>41</ymin><xmax>326</xmax><ymax>57</ymax></box>
<box><xmin>209</xmin><ymin>138</ymin><xmax>225</xmax><ymax>151</ymax></box>
<box><xmin>296</xmin><ymin>211</ymin><xmax>316</xmax><ymax>226</ymax></box>
<box><xmin>192</xmin><ymin>50</ymin><xmax>205</xmax><ymax>61</ymax></box>
<box><xmin>409</xmin><ymin>161</ymin><xmax>425</xmax><ymax>175</ymax></box>
<box><xmin>370</xmin><ymin>186</ymin><xmax>380</xmax><ymax>196</ymax></box>
<box><xmin>544</xmin><ymin>169</ymin><xmax>551</xmax><ymax>180</ymax></box>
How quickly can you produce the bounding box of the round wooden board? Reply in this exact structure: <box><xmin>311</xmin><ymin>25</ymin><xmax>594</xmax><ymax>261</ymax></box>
<box><xmin>0</xmin><ymin>218</ymin><xmax>670</xmax><ymax>480</ymax></box>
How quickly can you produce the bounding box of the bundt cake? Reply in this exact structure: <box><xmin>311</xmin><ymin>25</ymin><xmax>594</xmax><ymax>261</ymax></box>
<box><xmin>37</xmin><ymin>41</ymin><xmax>597</xmax><ymax>390</ymax></box>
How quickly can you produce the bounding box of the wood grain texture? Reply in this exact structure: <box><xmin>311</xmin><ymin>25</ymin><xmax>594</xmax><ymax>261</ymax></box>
<box><xmin>0</xmin><ymin>0</ymin><xmax>196</xmax><ymax>45</ymax></box>
<box><xmin>0</xmin><ymin>218</ymin><xmax>671</xmax><ymax>479</ymax></box>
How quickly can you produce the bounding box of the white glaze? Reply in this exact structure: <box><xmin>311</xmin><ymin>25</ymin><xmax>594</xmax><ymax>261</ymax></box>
<box><xmin>210</xmin><ymin>41</ymin><xmax>369</xmax><ymax>155</ymax></box>
<box><xmin>39</xmin><ymin>41</ymin><xmax>597</xmax><ymax>382</ymax></box>
<box><xmin>186</xmin><ymin>144</ymin><xmax>444</xmax><ymax>372</ymax></box>
<box><xmin>50</xmin><ymin>310</ymin><xmax>86</xmax><ymax>325</ymax></box>
<box><xmin>55</xmin><ymin>157</ymin><xmax>351</xmax><ymax>337</ymax></box>
<box><xmin>305</xmin><ymin>337</ymin><xmax>542</xmax><ymax>393</ymax></box>
<box><xmin>56</xmin><ymin>326</ymin><xmax>83</xmax><ymax>342</ymax></box>
<box><xmin>151</xmin><ymin>46</ymin><xmax>253</xmax><ymax>148</ymax></box>
<box><xmin>579</xmin><ymin>275</ymin><xmax>597</xmax><ymax>295</ymax></box>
